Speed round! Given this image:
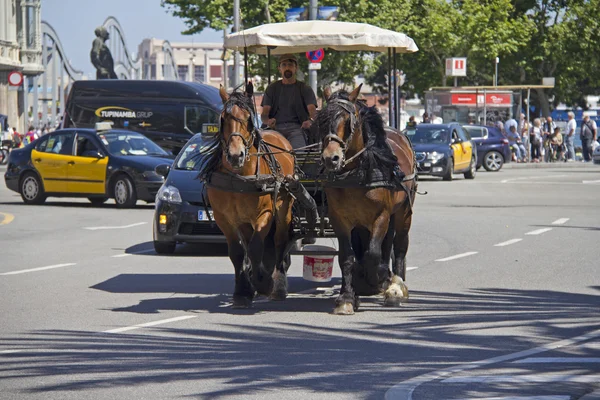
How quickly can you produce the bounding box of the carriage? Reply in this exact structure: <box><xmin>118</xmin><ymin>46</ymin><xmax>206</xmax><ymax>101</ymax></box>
<box><xmin>202</xmin><ymin>20</ymin><xmax>419</xmax><ymax>313</ymax></box>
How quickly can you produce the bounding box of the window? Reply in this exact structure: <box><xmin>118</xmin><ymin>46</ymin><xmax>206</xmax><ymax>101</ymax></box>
<box><xmin>151</xmin><ymin>64</ymin><xmax>157</xmax><ymax>80</ymax></box>
<box><xmin>194</xmin><ymin>65</ymin><xmax>205</xmax><ymax>82</ymax></box>
<box><xmin>177</xmin><ymin>65</ymin><xmax>189</xmax><ymax>81</ymax></box>
<box><xmin>210</xmin><ymin>65</ymin><xmax>222</xmax><ymax>79</ymax></box>
<box><xmin>185</xmin><ymin>106</ymin><xmax>220</xmax><ymax>136</ymax></box>
<box><xmin>463</xmin><ymin>126</ymin><xmax>485</xmax><ymax>139</ymax></box>
<box><xmin>75</xmin><ymin>135</ymin><xmax>100</xmax><ymax>157</ymax></box>
<box><xmin>42</xmin><ymin>132</ymin><xmax>74</xmax><ymax>155</ymax></box>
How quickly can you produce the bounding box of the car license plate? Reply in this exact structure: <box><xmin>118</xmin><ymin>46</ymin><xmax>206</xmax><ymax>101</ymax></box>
<box><xmin>424</xmin><ymin>162</ymin><xmax>431</xmax><ymax>167</ymax></box>
<box><xmin>198</xmin><ymin>210</ymin><xmax>213</xmax><ymax>221</ymax></box>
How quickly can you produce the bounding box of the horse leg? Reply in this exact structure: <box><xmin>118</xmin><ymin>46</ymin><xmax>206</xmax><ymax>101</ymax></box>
<box><xmin>248</xmin><ymin>214</ymin><xmax>275</xmax><ymax>296</ymax></box>
<box><xmin>271</xmin><ymin>196</ymin><xmax>293</xmax><ymax>301</ymax></box>
<box><xmin>334</xmin><ymin>233</ymin><xmax>359</xmax><ymax>315</ymax></box>
<box><xmin>384</xmin><ymin>211</ymin><xmax>411</xmax><ymax>307</ymax></box>
<box><xmin>359</xmin><ymin>214</ymin><xmax>389</xmax><ymax>296</ymax></box>
<box><xmin>223</xmin><ymin>226</ymin><xmax>254</xmax><ymax>309</ymax></box>
<box><xmin>379</xmin><ymin>215</ymin><xmax>395</xmax><ymax>291</ymax></box>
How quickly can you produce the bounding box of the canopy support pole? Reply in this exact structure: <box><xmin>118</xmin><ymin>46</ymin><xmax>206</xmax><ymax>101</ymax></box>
<box><xmin>267</xmin><ymin>48</ymin><xmax>271</xmax><ymax>85</ymax></box>
<box><xmin>244</xmin><ymin>47</ymin><xmax>249</xmax><ymax>87</ymax></box>
<box><xmin>393</xmin><ymin>48</ymin><xmax>398</xmax><ymax>129</ymax></box>
<box><xmin>388</xmin><ymin>48</ymin><xmax>392</xmax><ymax>126</ymax></box>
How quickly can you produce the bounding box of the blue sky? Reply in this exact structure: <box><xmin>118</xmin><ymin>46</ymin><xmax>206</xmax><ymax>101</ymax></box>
<box><xmin>43</xmin><ymin>0</ymin><xmax>223</xmax><ymax>77</ymax></box>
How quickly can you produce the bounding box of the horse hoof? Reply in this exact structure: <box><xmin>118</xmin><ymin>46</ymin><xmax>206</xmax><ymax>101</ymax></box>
<box><xmin>384</xmin><ymin>276</ymin><xmax>409</xmax><ymax>306</ymax></box>
<box><xmin>333</xmin><ymin>302</ymin><xmax>355</xmax><ymax>315</ymax></box>
<box><xmin>232</xmin><ymin>296</ymin><xmax>253</xmax><ymax>309</ymax></box>
<box><xmin>269</xmin><ymin>290</ymin><xmax>287</xmax><ymax>301</ymax></box>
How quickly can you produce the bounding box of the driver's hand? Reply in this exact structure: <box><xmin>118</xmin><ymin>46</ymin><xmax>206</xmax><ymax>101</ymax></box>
<box><xmin>301</xmin><ymin>119</ymin><xmax>313</xmax><ymax>130</ymax></box>
<box><xmin>267</xmin><ymin>118</ymin><xmax>276</xmax><ymax>129</ymax></box>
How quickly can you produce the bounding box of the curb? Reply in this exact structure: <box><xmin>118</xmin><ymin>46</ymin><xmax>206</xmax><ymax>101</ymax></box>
<box><xmin>503</xmin><ymin>162</ymin><xmax>598</xmax><ymax>169</ymax></box>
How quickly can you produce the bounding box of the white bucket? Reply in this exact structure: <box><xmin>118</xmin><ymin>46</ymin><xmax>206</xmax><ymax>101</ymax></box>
<box><xmin>302</xmin><ymin>245</ymin><xmax>336</xmax><ymax>282</ymax></box>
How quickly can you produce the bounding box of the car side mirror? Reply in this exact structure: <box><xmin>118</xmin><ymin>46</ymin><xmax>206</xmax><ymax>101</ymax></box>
<box><xmin>155</xmin><ymin>164</ymin><xmax>171</xmax><ymax>178</ymax></box>
<box><xmin>82</xmin><ymin>150</ymin><xmax>104</xmax><ymax>159</ymax></box>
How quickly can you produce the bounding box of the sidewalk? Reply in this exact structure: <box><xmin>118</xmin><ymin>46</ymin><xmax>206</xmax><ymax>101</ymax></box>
<box><xmin>503</xmin><ymin>161</ymin><xmax>599</xmax><ymax>169</ymax></box>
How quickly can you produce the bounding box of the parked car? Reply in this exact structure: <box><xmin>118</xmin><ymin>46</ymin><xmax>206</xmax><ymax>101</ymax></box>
<box><xmin>411</xmin><ymin>123</ymin><xmax>476</xmax><ymax>181</ymax></box>
<box><xmin>462</xmin><ymin>125</ymin><xmax>511</xmax><ymax>171</ymax></box>
<box><xmin>153</xmin><ymin>134</ymin><xmax>223</xmax><ymax>254</ymax></box>
<box><xmin>4</xmin><ymin>124</ymin><xmax>173</xmax><ymax>207</ymax></box>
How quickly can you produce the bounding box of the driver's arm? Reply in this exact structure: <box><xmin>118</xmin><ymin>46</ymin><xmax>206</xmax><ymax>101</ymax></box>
<box><xmin>307</xmin><ymin>104</ymin><xmax>317</xmax><ymax>122</ymax></box>
<box><xmin>261</xmin><ymin>105</ymin><xmax>271</xmax><ymax>124</ymax></box>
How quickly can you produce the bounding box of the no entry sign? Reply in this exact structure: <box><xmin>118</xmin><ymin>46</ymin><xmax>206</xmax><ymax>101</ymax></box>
<box><xmin>8</xmin><ymin>71</ymin><xmax>23</xmax><ymax>86</ymax></box>
<box><xmin>306</xmin><ymin>49</ymin><xmax>325</xmax><ymax>63</ymax></box>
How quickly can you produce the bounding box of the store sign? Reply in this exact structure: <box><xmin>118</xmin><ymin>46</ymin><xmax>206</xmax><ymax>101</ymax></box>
<box><xmin>445</xmin><ymin>57</ymin><xmax>467</xmax><ymax>77</ymax></box>
<box><xmin>450</xmin><ymin>93</ymin><xmax>512</xmax><ymax>107</ymax></box>
<box><xmin>485</xmin><ymin>93</ymin><xmax>511</xmax><ymax>105</ymax></box>
<box><xmin>451</xmin><ymin>94</ymin><xmax>476</xmax><ymax>105</ymax></box>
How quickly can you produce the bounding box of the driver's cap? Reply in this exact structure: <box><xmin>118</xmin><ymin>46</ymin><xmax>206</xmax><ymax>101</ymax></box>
<box><xmin>278</xmin><ymin>54</ymin><xmax>297</xmax><ymax>65</ymax></box>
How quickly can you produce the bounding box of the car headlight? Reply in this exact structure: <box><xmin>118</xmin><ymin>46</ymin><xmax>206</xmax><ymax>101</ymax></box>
<box><xmin>427</xmin><ymin>151</ymin><xmax>445</xmax><ymax>162</ymax></box>
<box><xmin>156</xmin><ymin>185</ymin><xmax>182</xmax><ymax>204</ymax></box>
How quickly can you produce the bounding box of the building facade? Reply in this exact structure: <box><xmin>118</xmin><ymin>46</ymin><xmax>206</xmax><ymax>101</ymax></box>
<box><xmin>0</xmin><ymin>0</ymin><xmax>43</xmax><ymax>132</ymax></box>
<box><xmin>138</xmin><ymin>38</ymin><xmax>236</xmax><ymax>88</ymax></box>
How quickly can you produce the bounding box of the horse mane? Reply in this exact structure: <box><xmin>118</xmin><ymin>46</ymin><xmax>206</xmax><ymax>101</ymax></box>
<box><xmin>317</xmin><ymin>89</ymin><xmax>399</xmax><ymax>174</ymax></box>
<box><xmin>197</xmin><ymin>90</ymin><xmax>256</xmax><ymax>181</ymax></box>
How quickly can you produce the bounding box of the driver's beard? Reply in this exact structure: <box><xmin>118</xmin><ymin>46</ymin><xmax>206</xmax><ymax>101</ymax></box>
<box><xmin>283</xmin><ymin>70</ymin><xmax>293</xmax><ymax>79</ymax></box>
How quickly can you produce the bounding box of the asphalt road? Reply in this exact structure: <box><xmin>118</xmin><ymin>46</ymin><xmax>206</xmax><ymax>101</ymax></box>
<box><xmin>1</xmin><ymin>164</ymin><xmax>599</xmax><ymax>400</ymax></box>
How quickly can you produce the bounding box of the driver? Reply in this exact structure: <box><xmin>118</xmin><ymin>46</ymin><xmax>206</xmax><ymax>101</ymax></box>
<box><xmin>260</xmin><ymin>54</ymin><xmax>318</xmax><ymax>149</ymax></box>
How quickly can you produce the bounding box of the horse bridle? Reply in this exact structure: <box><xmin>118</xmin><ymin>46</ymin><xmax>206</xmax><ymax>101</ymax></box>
<box><xmin>322</xmin><ymin>98</ymin><xmax>361</xmax><ymax>163</ymax></box>
<box><xmin>221</xmin><ymin>110</ymin><xmax>257</xmax><ymax>161</ymax></box>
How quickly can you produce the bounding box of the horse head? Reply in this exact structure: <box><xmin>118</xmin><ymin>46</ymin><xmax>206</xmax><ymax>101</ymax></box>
<box><xmin>318</xmin><ymin>84</ymin><xmax>363</xmax><ymax>172</ymax></box>
<box><xmin>219</xmin><ymin>86</ymin><xmax>256</xmax><ymax>171</ymax></box>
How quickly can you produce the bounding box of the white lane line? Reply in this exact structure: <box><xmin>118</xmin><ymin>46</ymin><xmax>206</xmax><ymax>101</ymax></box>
<box><xmin>582</xmin><ymin>179</ymin><xmax>600</xmax><ymax>184</ymax></box>
<box><xmin>84</xmin><ymin>222</ymin><xmax>147</xmax><ymax>231</ymax></box>
<box><xmin>111</xmin><ymin>249</ymin><xmax>155</xmax><ymax>258</ymax></box>
<box><xmin>442</xmin><ymin>372</ymin><xmax>600</xmax><ymax>384</ymax></box>
<box><xmin>442</xmin><ymin>397</ymin><xmax>569</xmax><ymax>400</ymax></box>
<box><xmin>513</xmin><ymin>357</ymin><xmax>600</xmax><ymax>364</ymax></box>
<box><xmin>407</xmin><ymin>266</ymin><xmax>419</xmax><ymax>271</ymax></box>
<box><xmin>385</xmin><ymin>328</ymin><xmax>600</xmax><ymax>399</ymax></box>
<box><xmin>501</xmin><ymin>175</ymin><xmax>568</xmax><ymax>184</ymax></box>
<box><xmin>0</xmin><ymin>263</ymin><xmax>76</xmax><ymax>276</ymax></box>
<box><xmin>102</xmin><ymin>315</ymin><xmax>197</xmax><ymax>334</ymax></box>
<box><xmin>525</xmin><ymin>228</ymin><xmax>553</xmax><ymax>235</ymax></box>
<box><xmin>435</xmin><ymin>252</ymin><xmax>478</xmax><ymax>262</ymax></box>
<box><xmin>0</xmin><ymin>350</ymin><xmax>24</xmax><ymax>354</ymax></box>
<box><xmin>494</xmin><ymin>238</ymin><xmax>522</xmax><ymax>247</ymax></box>
<box><xmin>551</xmin><ymin>218</ymin><xmax>569</xmax><ymax>225</ymax></box>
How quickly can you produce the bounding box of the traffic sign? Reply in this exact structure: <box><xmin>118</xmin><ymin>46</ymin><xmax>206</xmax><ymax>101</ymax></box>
<box><xmin>8</xmin><ymin>71</ymin><xmax>23</xmax><ymax>87</ymax></box>
<box><xmin>306</xmin><ymin>49</ymin><xmax>325</xmax><ymax>63</ymax></box>
<box><xmin>308</xmin><ymin>63</ymin><xmax>321</xmax><ymax>70</ymax></box>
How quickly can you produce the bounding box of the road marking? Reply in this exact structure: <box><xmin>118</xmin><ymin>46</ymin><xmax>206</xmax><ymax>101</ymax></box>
<box><xmin>582</xmin><ymin>179</ymin><xmax>600</xmax><ymax>184</ymax></box>
<box><xmin>513</xmin><ymin>357</ymin><xmax>600</xmax><ymax>364</ymax></box>
<box><xmin>440</xmin><ymin>397</ymin><xmax>569</xmax><ymax>400</ymax></box>
<box><xmin>0</xmin><ymin>350</ymin><xmax>23</xmax><ymax>354</ymax></box>
<box><xmin>384</xmin><ymin>328</ymin><xmax>600</xmax><ymax>399</ymax></box>
<box><xmin>501</xmin><ymin>175</ymin><xmax>568</xmax><ymax>184</ymax></box>
<box><xmin>0</xmin><ymin>212</ymin><xmax>15</xmax><ymax>226</ymax></box>
<box><xmin>435</xmin><ymin>252</ymin><xmax>478</xmax><ymax>262</ymax></box>
<box><xmin>0</xmin><ymin>263</ymin><xmax>76</xmax><ymax>276</ymax></box>
<box><xmin>442</xmin><ymin>372</ymin><xmax>600</xmax><ymax>384</ymax></box>
<box><xmin>102</xmin><ymin>315</ymin><xmax>197</xmax><ymax>334</ymax></box>
<box><xmin>494</xmin><ymin>238</ymin><xmax>522</xmax><ymax>247</ymax></box>
<box><xmin>407</xmin><ymin>266</ymin><xmax>419</xmax><ymax>271</ymax></box>
<box><xmin>525</xmin><ymin>228</ymin><xmax>553</xmax><ymax>235</ymax></box>
<box><xmin>551</xmin><ymin>218</ymin><xmax>569</xmax><ymax>225</ymax></box>
<box><xmin>111</xmin><ymin>249</ymin><xmax>155</xmax><ymax>258</ymax></box>
<box><xmin>84</xmin><ymin>222</ymin><xmax>147</xmax><ymax>231</ymax></box>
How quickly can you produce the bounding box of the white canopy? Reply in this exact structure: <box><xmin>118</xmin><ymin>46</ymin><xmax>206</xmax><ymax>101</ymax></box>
<box><xmin>224</xmin><ymin>20</ymin><xmax>418</xmax><ymax>55</ymax></box>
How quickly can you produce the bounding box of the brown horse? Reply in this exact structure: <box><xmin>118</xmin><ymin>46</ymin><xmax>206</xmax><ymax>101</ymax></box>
<box><xmin>317</xmin><ymin>84</ymin><xmax>416</xmax><ymax>315</ymax></box>
<box><xmin>199</xmin><ymin>87</ymin><xmax>296</xmax><ymax>308</ymax></box>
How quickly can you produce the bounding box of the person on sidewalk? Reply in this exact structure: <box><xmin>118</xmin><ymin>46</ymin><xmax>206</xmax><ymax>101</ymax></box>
<box><xmin>580</xmin><ymin>114</ymin><xmax>597</xmax><ymax>162</ymax></box>
<box><xmin>508</xmin><ymin>125</ymin><xmax>527</xmax><ymax>162</ymax></box>
<box><xmin>530</xmin><ymin>118</ymin><xmax>543</xmax><ymax>163</ymax></box>
<box><xmin>565</xmin><ymin>111</ymin><xmax>577</xmax><ymax>161</ymax></box>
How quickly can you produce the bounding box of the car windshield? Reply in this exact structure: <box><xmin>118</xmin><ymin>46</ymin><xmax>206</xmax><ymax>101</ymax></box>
<box><xmin>412</xmin><ymin>127</ymin><xmax>451</xmax><ymax>144</ymax></box>
<box><xmin>99</xmin><ymin>132</ymin><xmax>168</xmax><ymax>156</ymax></box>
<box><xmin>174</xmin><ymin>136</ymin><xmax>217</xmax><ymax>170</ymax></box>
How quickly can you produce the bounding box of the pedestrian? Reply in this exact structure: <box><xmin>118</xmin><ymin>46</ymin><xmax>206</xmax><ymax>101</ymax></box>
<box><xmin>24</xmin><ymin>126</ymin><xmax>37</xmax><ymax>145</ymax></box>
<box><xmin>565</xmin><ymin>111</ymin><xmax>577</xmax><ymax>161</ymax></box>
<box><xmin>507</xmin><ymin>125</ymin><xmax>527</xmax><ymax>162</ymax></box>
<box><xmin>260</xmin><ymin>53</ymin><xmax>317</xmax><ymax>149</ymax></box>
<box><xmin>504</xmin><ymin>116</ymin><xmax>517</xmax><ymax>136</ymax></box>
<box><xmin>580</xmin><ymin>114</ymin><xmax>597</xmax><ymax>162</ymax></box>
<box><xmin>406</xmin><ymin>115</ymin><xmax>417</xmax><ymax>129</ymax></box>
<box><xmin>542</xmin><ymin>116</ymin><xmax>556</xmax><ymax>162</ymax></box>
<box><xmin>422</xmin><ymin>112</ymin><xmax>431</xmax><ymax>123</ymax></box>
<box><xmin>530</xmin><ymin>118</ymin><xmax>543</xmax><ymax>163</ymax></box>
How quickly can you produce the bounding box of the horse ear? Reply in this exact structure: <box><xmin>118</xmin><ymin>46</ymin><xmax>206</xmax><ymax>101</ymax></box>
<box><xmin>245</xmin><ymin>81</ymin><xmax>254</xmax><ymax>97</ymax></box>
<box><xmin>348</xmin><ymin>84</ymin><xmax>363</xmax><ymax>103</ymax></box>
<box><xmin>219</xmin><ymin>85</ymin><xmax>229</xmax><ymax>104</ymax></box>
<box><xmin>323</xmin><ymin>86</ymin><xmax>332</xmax><ymax>102</ymax></box>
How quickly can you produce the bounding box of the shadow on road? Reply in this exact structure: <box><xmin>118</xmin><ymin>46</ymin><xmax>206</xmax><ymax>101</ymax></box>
<box><xmin>124</xmin><ymin>241</ymin><xmax>229</xmax><ymax>257</ymax></box>
<box><xmin>2</xmin><ymin>286</ymin><xmax>599</xmax><ymax>399</ymax></box>
<box><xmin>0</xmin><ymin>200</ymin><xmax>154</xmax><ymax>210</ymax></box>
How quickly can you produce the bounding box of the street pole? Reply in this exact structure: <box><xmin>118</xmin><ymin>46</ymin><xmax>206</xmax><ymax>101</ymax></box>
<box><xmin>308</xmin><ymin>0</ymin><xmax>318</xmax><ymax>94</ymax></box>
<box><xmin>494</xmin><ymin>57</ymin><xmax>499</xmax><ymax>87</ymax></box>
<box><xmin>233</xmin><ymin>0</ymin><xmax>241</xmax><ymax>88</ymax></box>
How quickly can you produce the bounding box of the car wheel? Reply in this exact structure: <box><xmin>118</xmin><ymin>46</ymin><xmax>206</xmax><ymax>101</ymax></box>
<box><xmin>442</xmin><ymin>159</ymin><xmax>453</xmax><ymax>181</ymax></box>
<box><xmin>154</xmin><ymin>241</ymin><xmax>176</xmax><ymax>254</ymax></box>
<box><xmin>20</xmin><ymin>172</ymin><xmax>46</xmax><ymax>205</ymax></box>
<box><xmin>483</xmin><ymin>151</ymin><xmax>504</xmax><ymax>171</ymax></box>
<box><xmin>88</xmin><ymin>197</ymin><xmax>108</xmax><ymax>205</ymax></box>
<box><xmin>464</xmin><ymin>156</ymin><xmax>476</xmax><ymax>179</ymax></box>
<box><xmin>113</xmin><ymin>175</ymin><xmax>137</xmax><ymax>208</ymax></box>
